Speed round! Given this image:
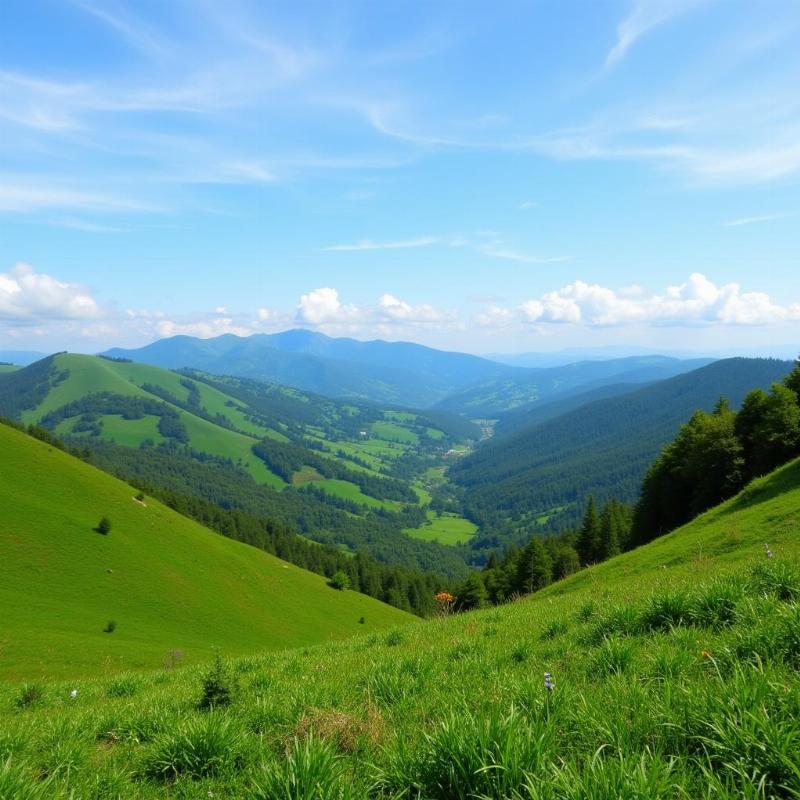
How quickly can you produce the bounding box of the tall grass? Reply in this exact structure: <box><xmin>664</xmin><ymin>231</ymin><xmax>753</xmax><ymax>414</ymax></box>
<box><xmin>0</xmin><ymin>561</ymin><xmax>798</xmax><ymax>798</ymax></box>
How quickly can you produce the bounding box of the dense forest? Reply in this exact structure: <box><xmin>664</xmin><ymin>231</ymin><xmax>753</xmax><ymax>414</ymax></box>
<box><xmin>632</xmin><ymin>361</ymin><xmax>800</xmax><ymax>545</ymax></box>
<box><xmin>455</xmin><ymin>358</ymin><xmax>800</xmax><ymax>611</ymax></box>
<box><xmin>453</xmin><ymin>358</ymin><xmax>792</xmax><ymax>541</ymax></box>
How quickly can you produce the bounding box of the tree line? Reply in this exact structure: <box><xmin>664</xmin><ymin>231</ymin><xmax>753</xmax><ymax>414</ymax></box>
<box><xmin>454</xmin><ymin>357</ymin><xmax>800</xmax><ymax>610</ymax></box>
<box><xmin>631</xmin><ymin>361</ymin><xmax>800</xmax><ymax>545</ymax></box>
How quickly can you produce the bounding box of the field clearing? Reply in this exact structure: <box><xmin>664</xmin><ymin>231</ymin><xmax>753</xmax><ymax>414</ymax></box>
<box><xmin>307</xmin><ymin>479</ymin><xmax>401</xmax><ymax>511</ymax></box>
<box><xmin>403</xmin><ymin>511</ymin><xmax>478</xmax><ymax>545</ymax></box>
<box><xmin>371</xmin><ymin>420</ymin><xmax>419</xmax><ymax>444</ymax></box>
<box><xmin>292</xmin><ymin>465</ymin><xmax>325</xmax><ymax>485</ymax></box>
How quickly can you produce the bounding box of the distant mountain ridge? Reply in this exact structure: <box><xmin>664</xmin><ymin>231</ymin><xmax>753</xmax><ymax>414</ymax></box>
<box><xmin>103</xmin><ymin>331</ymin><xmax>716</xmax><ymax>412</ymax></box>
<box><xmin>102</xmin><ymin>330</ymin><xmax>516</xmax><ymax>408</ymax></box>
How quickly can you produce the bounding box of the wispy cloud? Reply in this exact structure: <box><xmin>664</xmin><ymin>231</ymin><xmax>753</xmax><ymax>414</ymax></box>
<box><xmin>324</xmin><ymin>237</ymin><xmax>438</xmax><ymax>252</ymax></box>
<box><xmin>477</xmin><ymin>245</ymin><xmax>571</xmax><ymax>265</ymax></box>
<box><xmin>606</xmin><ymin>0</ymin><xmax>706</xmax><ymax>67</ymax></box>
<box><xmin>722</xmin><ymin>211</ymin><xmax>797</xmax><ymax>227</ymax></box>
<box><xmin>69</xmin><ymin>0</ymin><xmax>170</xmax><ymax>60</ymax></box>
<box><xmin>0</xmin><ymin>182</ymin><xmax>157</xmax><ymax>214</ymax></box>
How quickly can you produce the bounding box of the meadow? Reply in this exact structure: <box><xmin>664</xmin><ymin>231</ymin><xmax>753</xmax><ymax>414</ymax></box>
<box><xmin>403</xmin><ymin>511</ymin><xmax>478</xmax><ymax>545</ymax></box>
<box><xmin>2</xmin><ymin>456</ymin><xmax>799</xmax><ymax>798</ymax></box>
<box><xmin>0</xmin><ymin>423</ymin><xmax>412</xmax><ymax>681</ymax></box>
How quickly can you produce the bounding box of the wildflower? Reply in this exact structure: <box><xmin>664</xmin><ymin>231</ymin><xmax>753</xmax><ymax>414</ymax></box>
<box><xmin>764</xmin><ymin>543</ymin><xmax>774</xmax><ymax>559</ymax></box>
<box><xmin>70</xmin><ymin>689</ymin><xmax>78</xmax><ymax>699</ymax></box>
<box><xmin>700</xmin><ymin>650</ymin><xmax>712</xmax><ymax>659</ymax></box>
<box><xmin>544</xmin><ymin>672</ymin><xmax>555</xmax><ymax>692</ymax></box>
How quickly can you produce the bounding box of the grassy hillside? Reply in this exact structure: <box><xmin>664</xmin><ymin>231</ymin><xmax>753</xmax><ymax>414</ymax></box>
<box><xmin>0</xmin><ymin>423</ymin><xmax>412</xmax><ymax>681</ymax></box>
<box><xmin>453</xmin><ymin>357</ymin><xmax>793</xmax><ymax>538</ymax></box>
<box><xmin>1</xmin><ymin>455</ymin><xmax>798</xmax><ymax>797</ymax></box>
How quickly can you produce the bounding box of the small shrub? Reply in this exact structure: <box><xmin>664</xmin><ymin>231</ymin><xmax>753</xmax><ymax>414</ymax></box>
<box><xmin>143</xmin><ymin>714</ymin><xmax>245</xmax><ymax>781</ymax></box>
<box><xmin>199</xmin><ymin>652</ymin><xmax>235</xmax><ymax>710</ymax></box>
<box><xmin>14</xmin><ymin>685</ymin><xmax>44</xmax><ymax>711</ymax></box>
<box><xmin>358</xmin><ymin>616</ymin><xmax>365</xmax><ymax>625</ymax></box>
<box><xmin>103</xmin><ymin>620</ymin><xmax>117</xmax><ymax>634</ymax></box>
<box><xmin>96</xmin><ymin>516</ymin><xmax>112</xmax><ymax>535</ymax></box>
<box><xmin>329</xmin><ymin>571</ymin><xmax>350</xmax><ymax>591</ymax></box>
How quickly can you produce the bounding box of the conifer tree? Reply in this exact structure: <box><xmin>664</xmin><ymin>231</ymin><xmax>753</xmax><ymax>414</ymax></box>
<box><xmin>576</xmin><ymin>496</ymin><xmax>601</xmax><ymax>566</ymax></box>
<box><xmin>517</xmin><ymin>536</ymin><xmax>553</xmax><ymax>593</ymax></box>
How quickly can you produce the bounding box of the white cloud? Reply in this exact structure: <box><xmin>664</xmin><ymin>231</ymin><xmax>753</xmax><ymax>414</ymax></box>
<box><xmin>377</xmin><ymin>293</ymin><xmax>455</xmax><ymax>325</ymax></box>
<box><xmin>0</xmin><ymin>263</ymin><xmax>100</xmax><ymax>322</ymax></box>
<box><xmin>518</xmin><ymin>273</ymin><xmax>800</xmax><ymax>327</ymax></box>
<box><xmin>296</xmin><ymin>287</ymin><xmax>359</xmax><ymax>324</ymax></box>
<box><xmin>607</xmin><ymin>0</ymin><xmax>705</xmax><ymax>66</ymax></box>
<box><xmin>324</xmin><ymin>237</ymin><xmax>439</xmax><ymax>252</ymax></box>
<box><xmin>296</xmin><ymin>287</ymin><xmax>456</xmax><ymax>332</ymax></box>
<box><xmin>475</xmin><ymin>305</ymin><xmax>515</xmax><ymax>329</ymax></box>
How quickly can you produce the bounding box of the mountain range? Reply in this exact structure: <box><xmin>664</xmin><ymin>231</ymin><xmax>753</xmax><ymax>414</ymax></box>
<box><xmin>103</xmin><ymin>330</ymin><xmax>713</xmax><ymax>412</ymax></box>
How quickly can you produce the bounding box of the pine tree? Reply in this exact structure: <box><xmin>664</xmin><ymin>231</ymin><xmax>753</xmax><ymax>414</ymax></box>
<box><xmin>458</xmin><ymin>572</ymin><xmax>488</xmax><ymax>610</ymax></box>
<box><xmin>598</xmin><ymin>500</ymin><xmax>621</xmax><ymax>561</ymax></box>
<box><xmin>785</xmin><ymin>355</ymin><xmax>800</xmax><ymax>399</ymax></box>
<box><xmin>576</xmin><ymin>497</ymin><xmax>601</xmax><ymax>566</ymax></box>
<box><xmin>516</xmin><ymin>536</ymin><xmax>553</xmax><ymax>594</ymax></box>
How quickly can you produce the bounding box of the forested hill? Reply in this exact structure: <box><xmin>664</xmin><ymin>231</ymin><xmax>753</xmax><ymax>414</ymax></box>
<box><xmin>435</xmin><ymin>355</ymin><xmax>714</xmax><ymax>417</ymax></box>
<box><xmin>451</xmin><ymin>357</ymin><xmax>793</xmax><ymax>540</ymax></box>
<box><xmin>494</xmin><ymin>381</ymin><xmax>649</xmax><ymax>436</ymax></box>
<box><xmin>102</xmin><ymin>329</ymin><xmax>517</xmax><ymax>407</ymax></box>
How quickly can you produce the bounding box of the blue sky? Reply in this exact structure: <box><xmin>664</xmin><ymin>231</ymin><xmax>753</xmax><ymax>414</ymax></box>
<box><xmin>1</xmin><ymin>0</ymin><xmax>799</xmax><ymax>355</ymax></box>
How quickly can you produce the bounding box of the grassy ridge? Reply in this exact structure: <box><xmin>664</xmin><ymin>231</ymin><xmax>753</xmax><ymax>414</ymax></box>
<box><xmin>0</xmin><ymin>424</ymin><xmax>413</xmax><ymax>681</ymax></box>
<box><xmin>1</xmin><ymin>455</ymin><xmax>798</xmax><ymax>797</ymax></box>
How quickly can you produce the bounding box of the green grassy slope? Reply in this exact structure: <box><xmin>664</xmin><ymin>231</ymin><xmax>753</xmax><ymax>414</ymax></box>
<box><xmin>1</xmin><ymin>456</ymin><xmax>798</xmax><ymax>798</ymax></box>
<box><xmin>0</xmin><ymin>424</ymin><xmax>412</xmax><ymax>681</ymax></box>
<box><xmin>0</xmin><ymin>363</ymin><xmax>18</xmax><ymax>373</ymax></box>
<box><xmin>14</xmin><ymin>354</ymin><xmax>286</xmax><ymax>487</ymax></box>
